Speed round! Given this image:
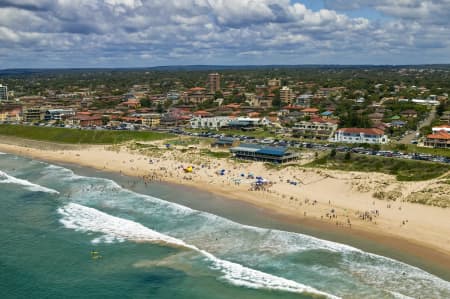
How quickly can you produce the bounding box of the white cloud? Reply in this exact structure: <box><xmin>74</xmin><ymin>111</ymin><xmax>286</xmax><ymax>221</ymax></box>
<box><xmin>0</xmin><ymin>0</ymin><xmax>448</xmax><ymax>67</ymax></box>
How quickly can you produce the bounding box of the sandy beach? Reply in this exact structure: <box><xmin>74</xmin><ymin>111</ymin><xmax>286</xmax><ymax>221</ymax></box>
<box><xmin>1</xmin><ymin>136</ymin><xmax>450</xmax><ymax>274</ymax></box>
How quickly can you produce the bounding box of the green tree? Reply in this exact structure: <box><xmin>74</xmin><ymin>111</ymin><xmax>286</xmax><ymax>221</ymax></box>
<box><xmin>330</xmin><ymin>148</ymin><xmax>336</xmax><ymax>158</ymax></box>
<box><xmin>344</xmin><ymin>151</ymin><xmax>351</xmax><ymax>161</ymax></box>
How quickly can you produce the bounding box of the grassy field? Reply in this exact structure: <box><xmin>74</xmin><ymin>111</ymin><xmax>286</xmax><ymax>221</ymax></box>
<box><xmin>307</xmin><ymin>152</ymin><xmax>450</xmax><ymax>181</ymax></box>
<box><xmin>0</xmin><ymin>125</ymin><xmax>174</xmax><ymax>144</ymax></box>
<box><xmin>200</xmin><ymin>149</ymin><xmax>231</xmax><ymax>159</ymax></box>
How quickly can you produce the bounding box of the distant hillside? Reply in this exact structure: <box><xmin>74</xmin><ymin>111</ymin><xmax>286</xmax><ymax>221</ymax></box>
<box><xmin>2</xmin><ymin>64</ymin><xmax>450</xmax><ymax>76</ymax></box>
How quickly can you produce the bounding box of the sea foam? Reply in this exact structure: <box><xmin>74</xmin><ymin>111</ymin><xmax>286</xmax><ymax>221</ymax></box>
<box><xmin>45</xmin><ymin>162</ymin><xmax>450</xmax><ymax>298</ymax></box>
<box><xmin>58</xmin><ymin>203</ymin><xmax>339</xmax><ymax>299</ymax></box>
<box><xmin>0</xmin><ymin>170</ymin><xmax>59</xmax><ymax>194</ymax></box>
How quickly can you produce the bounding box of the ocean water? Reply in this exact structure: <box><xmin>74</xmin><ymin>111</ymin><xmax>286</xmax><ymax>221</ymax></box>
<box><xmin>0</xmin><ymin>152</ymin><xmax>449</xmax><ymax>299</ymax></box>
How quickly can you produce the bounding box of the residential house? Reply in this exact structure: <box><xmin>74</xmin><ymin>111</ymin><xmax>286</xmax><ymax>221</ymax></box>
<box><xmin>440</xmin><ymin>111</ymin><xmax>450</xmax><ymax>124</ymax></box>
<box><xmin>0</xmin><ymin>105</ymin><xmax>22</xmax><ymax>122</ymax></box>
<box><xmin>424</xmin><ymin>131</ymin><xmax>450</xmax><ymax>148</ymax></box>
<box><xmin>368</xmin><ymin>112</ymin><xmax>384</xmax><ymax>123</ymax></box>
<box><xmin>400</xmin><ymin>109</ymin><xmax>418</xmax><ymax>118</ymax></box>
<box><xmin>301</xmin><ymin>108</ymin><xmax>319</xmax><ymax>117</ymax></box>
<box><xmin>432</xmin><ymin>125</ymin><xmax>450</xmax><ymax>133</ymax></box>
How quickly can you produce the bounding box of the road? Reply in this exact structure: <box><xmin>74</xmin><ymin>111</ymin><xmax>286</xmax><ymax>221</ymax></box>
<box><xmin>399</xmin><ymin>106</ymin><xmax>436</xmax><ymax>144</ymax></box>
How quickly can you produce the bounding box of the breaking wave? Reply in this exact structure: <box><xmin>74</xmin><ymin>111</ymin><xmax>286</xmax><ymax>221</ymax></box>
<box><xmin>0</xmin><ymin>170</ymin><xmax>59</xmax><ymax>194</ymax></box>
<box><xmin>58</xmin><ymin>203</ymin><xmax>339</xmax><ymax>299</ymax></box>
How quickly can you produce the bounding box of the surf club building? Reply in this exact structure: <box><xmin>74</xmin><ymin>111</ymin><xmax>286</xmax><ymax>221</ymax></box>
<box><xmin>229</xmin><ymin>144</ymin><xmax>299</xmax><ymax>164</ymax></box>
<box><xmin>332</xmin><ymin>128</ymin><xmax>389</xmax><ymax>144</ymax></box>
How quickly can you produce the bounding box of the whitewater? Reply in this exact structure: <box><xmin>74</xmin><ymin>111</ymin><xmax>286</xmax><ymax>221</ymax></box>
<box><xmin>1</xmin><ymin>153</ymin><xmax>449</xmax><ymax>299</ymax></box>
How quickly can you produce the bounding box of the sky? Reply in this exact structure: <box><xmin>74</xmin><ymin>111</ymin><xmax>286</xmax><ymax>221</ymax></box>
<box><xmin>0</xmin><ymin>0</ymin><xmax>449</xmax><ymax>68</ymax></box>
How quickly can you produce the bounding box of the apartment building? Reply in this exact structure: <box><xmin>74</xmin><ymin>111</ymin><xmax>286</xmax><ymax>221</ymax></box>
<box><xmin>292</xmin><ymin>121</ymin><xmax>338</xmax><ymax>140</ymax></box>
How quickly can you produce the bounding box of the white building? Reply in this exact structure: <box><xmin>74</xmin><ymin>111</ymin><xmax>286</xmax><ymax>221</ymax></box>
<box><xmin>190</xmin><ymin>116</ymin><xmax>232</xmax><ymax>130</ymax></box>
<box><xmin>432</xmin><ymin>125</ymin><xmax>450</xmax><ymax>134</ymax></box>
<box><xmin>44</xmin><ymin>109</ymin><xmax>76</xmax><ymax>121</ymax></box>
<box><xmin>332</xmin><ymin>128</ymin><xmax>389</xmax><ymax>144</ymax></box>
<box><xmin>411</xmin><ymin>99</ymin><xmax>440</xmax><ymax>106</ymax></box>
<box><xmin>0</xmin><ymin>84</ymin><xmax>7</xmax><ymax>101</ymax></box>
<box><xmin>293</xmin><ymin>121</ymin><xmax>338</xmax><ymax>140</ymax></box>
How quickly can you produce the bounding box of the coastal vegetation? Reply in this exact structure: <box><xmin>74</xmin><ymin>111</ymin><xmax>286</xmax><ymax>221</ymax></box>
<box><xmin>0</xmin><ymin>125</ymin><xmax>173</xmax><ymax>144</ymax></box>
<box><xmin>307</xmin><ymin>152</ymin><xmax>450</xmax><ymax>181</ymax></box>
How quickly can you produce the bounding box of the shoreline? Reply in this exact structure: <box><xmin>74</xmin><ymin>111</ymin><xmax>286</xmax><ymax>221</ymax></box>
<box><xmin>1</xmin><ymin>136</ymin><xmax>449</xmax><ymax>280</ymax></box>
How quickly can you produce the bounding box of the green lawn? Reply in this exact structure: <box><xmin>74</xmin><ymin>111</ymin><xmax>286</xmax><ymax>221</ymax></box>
<box><xmin>0</xmin><ymin>125</ymin><xmax>173</xmax><ymax>144</ymax></box>
<box><xmin>200</xmin><ymin>149</ymin><xmax>231</xmax><ymax>159</ymax></box>
<box><xmin>307</xmin><ymin>152</ymin><xmax>450</xmax><ymax>181</ymax></box>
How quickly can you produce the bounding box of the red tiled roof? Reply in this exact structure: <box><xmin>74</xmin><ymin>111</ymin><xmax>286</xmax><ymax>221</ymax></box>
<box><xmin>427</xmin><ymin>131</ymin><xmax>450</xmax><ymax>140</ymax></box>
<box><xmin>75</xmin><ymin>115</ymin><xmax>102</xmax><ymax>121</ymax></box>
<box><xmin>283</xmin><ymin>105</ymin><xmax>304</xmax><ymax>110</ymax></box>
<box><xmin>338</xmin><ymin>128</ymin><xmax>384</xmax><ymax>135</ymax></box>
<box><xmin>194</xmin><ymin>110</ymin><xmax>210</xmax><ymax>116</ymax></box>
<box><xmin>302</xmin><ymin>108</ymin><xmax>319</xmax><ymax>113</ymax></box>
<box><xmin>225</xmin><ymin>103</ymin><xmax>241</xmax><ymax>109</ymax></box>
<box><xmin>189</xmin><ymin>87</ymin><xmax>206</xmax><ymax>92</ymax></box>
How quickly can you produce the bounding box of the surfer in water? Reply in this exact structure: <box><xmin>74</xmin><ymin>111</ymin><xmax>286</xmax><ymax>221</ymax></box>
<box><xmin>91</xmin><ymin>249</ymin><xmax>102</xmax><ymax>260</ymax></box>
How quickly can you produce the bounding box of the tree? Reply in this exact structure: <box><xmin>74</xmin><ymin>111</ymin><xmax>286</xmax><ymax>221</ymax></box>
<box><xmin>140</xmin><ymin>97</ymin><xmax>152</xmax><ymax>108</ymax></box>
<box><xmin>156</xmin><ymin>103</ymin><xmax>164</xmax><ymax>113</ymax></box>
<box><xmin>271</xmin><ymin>88</ymin><xmax>282</xmax><ymax>108</ymax></box>
<box><xmin>344</xmin><ymin>151</ymin><xmax>351</xmax><ymax>161</ymax></box>
<box><xmin>330</xmin><ymin>148</ymin><xmax>336</xmax><ymax>158</ymax></box>
<box><xmin>214</xmin><ymin>91</ymin><xmax>224</xmax><ymax>99</ymax></box>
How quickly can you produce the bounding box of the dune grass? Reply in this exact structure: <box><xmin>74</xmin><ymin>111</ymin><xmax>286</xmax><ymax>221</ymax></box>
<box><xmin>0</xmin><ymin>125</ymin><xmax>173</xmax><ymax>144</ymax></box>
<box><xmin>307</xmin><ymin>152</ymin><xmax>450</xmax><ymax>181</ymax></box>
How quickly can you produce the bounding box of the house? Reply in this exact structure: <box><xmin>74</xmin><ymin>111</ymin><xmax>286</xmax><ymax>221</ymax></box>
<box><xmin>400</xmin><ymin>109</ymin><xmax>418</xmax><ymax>118</ymax></box>
<box><xmin>440</xmin><ymin>111</ymin><xmax>450</xmax><ymax>124</ymax></box>
<box><xmin>121</xmin><ymin>98</ymin><xmax>141</xmax><ymax>109</ymax></box>
<box><xmin>368</xmin><ymin>112</ymin><xmax>384</xmax><ymax>123</ymax></box>
<box><xmin>320</xmin><ymin>111</ymin><xmax>334</xmax><ymax>119</ymax></box>
<box><xmin>424</xmin><ymin>131</ymin><xmax>450</xmax><ymax>148</ymax></box>
<box><xmin>292</xmin><ymin>120</ymin><xmax>338</xmax><ymax>140</ymax></box>
<box><xmin>70</xmin><ymin>113</ymin><xmax>103</xmax><ymax>127</ymax></box>
<box><xmin>193</xmin><ymin>110</ymin><xmax>211</xmax><ymax>118</ymax></box>
<box><xmin>230</xmin><ymin>143</ymin><xmax>298</xmax><ymax>164</ymax></box>
<box><xmin>391</xmin><ymin>120</ymin><xmax>407</xmax><ymax>128</ymax></box>
<box><xmin>333</xmin><ymin>128</ymin><xmax>389</xmax><ymax>144</ymax></box>
<box><xmin>432</xmin><ymin>125</ymin><xmax>450</xmax><ymax>133</ymax></box>
<box><xmin>301</xmin><ymin>108</ymin><xmax>319</xmax><ymax>117</ymax></box>
<box><xmin>0</xmin><ymin>106</ymin><xmax>22</xmax><ymax>122</ymax></box>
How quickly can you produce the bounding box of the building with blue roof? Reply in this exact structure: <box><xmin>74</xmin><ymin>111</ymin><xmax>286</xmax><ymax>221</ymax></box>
<box><xmin>230</xmin><ymin>143</ymin><xmax>298</xmax><ymax>164</ymax></box>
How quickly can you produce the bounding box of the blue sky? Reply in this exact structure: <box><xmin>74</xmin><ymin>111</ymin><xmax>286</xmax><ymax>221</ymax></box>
<box><xmin>0</xmin><ymin>0</ymin><xmax>449</xmax><ymax>68</ymax></box>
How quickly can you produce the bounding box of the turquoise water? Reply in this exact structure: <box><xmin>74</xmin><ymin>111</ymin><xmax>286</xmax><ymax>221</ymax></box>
<box><xmin>1</xmin><ymin>152</ymin><xmax>449</xmax><ymax>299</ymax></box>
